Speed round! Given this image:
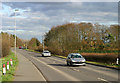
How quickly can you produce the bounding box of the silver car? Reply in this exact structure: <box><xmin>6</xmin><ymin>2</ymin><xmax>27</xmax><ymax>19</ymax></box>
<box><xmin>66</xmin><ymin>53</ymin><xmax>86</xmax><ymax>66</ymax></box>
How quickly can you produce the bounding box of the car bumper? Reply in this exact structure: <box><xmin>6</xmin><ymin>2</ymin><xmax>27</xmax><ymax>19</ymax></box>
<box><xmin>43</xmin><ymin>54</ymin><xmax>51</xmax><ymax>56</ymax></box>
<box><xmin>72</xmin><ymin>62</ymin><xmax>86</xmax><ymax>65</ymax></box>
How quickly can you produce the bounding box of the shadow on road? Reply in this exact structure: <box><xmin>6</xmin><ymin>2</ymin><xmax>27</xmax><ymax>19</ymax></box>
<box><xmin>35</xmin><ymin>55</ymin><xmax>42</xmax><ymax>57</ymax></box>
<box><xmin>48</xmin><ymin>64</ymin><xmax>81</xmax><ymax>67</ymax></box>
<box><xmin>35</xmin><ymin>56</ymin><xmax>51</xmax><ymax>57</ymax></box>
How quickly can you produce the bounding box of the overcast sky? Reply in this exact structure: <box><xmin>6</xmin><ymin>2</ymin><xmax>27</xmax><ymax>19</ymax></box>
<box><xmin>0</xmin><ymin>2</ymin><xmax>118</xmax><ymax>42</ymax></box>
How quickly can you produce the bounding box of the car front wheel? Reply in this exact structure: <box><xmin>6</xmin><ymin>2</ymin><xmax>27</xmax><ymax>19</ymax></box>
<box><xmin>70</xmin><ymin>61</ymin><xmax>73</xmax><ymax>66</ymax></box>
<box><xmin>67</xmin><ymin>61</ymin><xmax>69</xmax><ymax>66</ymax></box>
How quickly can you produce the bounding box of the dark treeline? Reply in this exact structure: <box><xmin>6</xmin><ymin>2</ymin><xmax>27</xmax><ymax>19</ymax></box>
<box><xmin>44</xmin><ymin>22</ymin><xmax>119</xmax><ymax>64</ymax></box>
<box><xmin>0</xmin><ymin>32</ymin><xmax>24</xmax><ymax>57</ymax></box>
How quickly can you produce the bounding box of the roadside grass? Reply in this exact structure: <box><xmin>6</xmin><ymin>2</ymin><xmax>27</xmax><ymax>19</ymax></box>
<box><xmin>24</xmin><ymin>49</ymin><xmax>41</xmax><ymax>53</ymax></box>
<box><xmin>86</xmin><ymin>61</ymin><xmax>120</xmax><ymax>68</ymax></box>
<box><xmin>51</xmin><ymin>54</ymin><xmax>66</xmax><ymax>59</ymax></box>
<box><xmin>1</xmin><ymin>52</ymin><xmax>18</xmax><ymax>82</ymax></box>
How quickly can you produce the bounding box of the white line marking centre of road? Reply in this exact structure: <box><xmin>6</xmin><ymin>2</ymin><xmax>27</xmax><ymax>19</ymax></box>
<box><xmin>83</xmin><ymin>66</ymin><xmax>118</xmax><ymax>79</ymax></box>
<box><xmin>48</xmin><ymin>57</ymin><xmax>66</xmax><ymax>63</ymax></box>
<box><xmin>98</xmin><ymin>78</ymin><xmax>112</xmax><ymax>83</ymax></box>
<box><xmin>31</xmin><ymin>56</ymin><xmax>80</xmax><ymax>81</ymax></box>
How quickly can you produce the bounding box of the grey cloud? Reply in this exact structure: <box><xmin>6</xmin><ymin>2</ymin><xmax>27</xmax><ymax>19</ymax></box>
<box><xmin>9</xmin><ymin>12</ymin><xmax>21</xmax><ymax>17</ymax></box>
<box><xmin>78</xmin><ymin>2</ymin><xmax>116</xmax><ymax>12</ymax></box>
<box><xmin>3</xmin><ymin>2</ymin><xmax>118</xmax><ymax>22</ymax></box>
<box><xmin>2</xmin><ymin>2</ymin><xmax>118</xmax><ymax>41</ymax></box>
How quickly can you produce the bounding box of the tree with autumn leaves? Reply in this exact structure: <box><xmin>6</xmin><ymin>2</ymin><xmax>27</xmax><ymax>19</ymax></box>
<box><xmin>44</xmin><ymin>22</ymin><xmax>119</xmax><ymax>56</ymax></box>
<box><xmin>0</xmin><ymin>32</ymin><xmax>24</xmax><ymax>57</ymax></box>
<box><xmin>28</xmin><ymin>37</ymin><xmax>40</xmax><ymax>50</ymax></box>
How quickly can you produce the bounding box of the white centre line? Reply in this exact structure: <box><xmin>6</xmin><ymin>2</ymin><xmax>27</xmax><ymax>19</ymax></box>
<box><xmin>33</xmin><ymin>54</ymin><xmax>118</xmax><ymax>81</ymax></box>
<box><xmin>31</xmin><ymin>56</ymin><xmax>80</xmax><ymax>81</ymax></box>
<box><xmin>83</xmin><ymin>67</ymin><xmax>118</xmax><ymax>79</ymax></box>
<box><xmin>48</xmin><ymin>57</ymin><xmax>65</xmax><ymax>63</ymax></box>
<box><xmin>73</xmin><ymin>69</ymin><xmax>80</xmax><ymax>72</ymax></box>
<box><xmin>98</xmin><ymin>78</ymin><xmax>112</xmax><ymax>83</ymax></box>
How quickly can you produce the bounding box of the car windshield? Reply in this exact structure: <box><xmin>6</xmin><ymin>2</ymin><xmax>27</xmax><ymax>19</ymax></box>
<box><xmin>71</xmin><ymin>55</ymin><xmax>82</xmax><ymax>58</ymax></box>
<box><xmin>44</xmin><ymin>52</ymin><xmax>49</xmax><ymax>53</ymax></box>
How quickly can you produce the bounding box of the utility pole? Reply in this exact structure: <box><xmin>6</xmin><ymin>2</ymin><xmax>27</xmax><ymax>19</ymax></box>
<box><xmin>14</xmin><ymin>9</ymin><xmax>19</xmax><ymax>57</ymax></box>
<box><xmin>42</xmin><ymin>36</ymin><xmax>44</xmax><ymax>52</ymax></box>
<box><xmin>25</xmin><ymin>42</ymin><xmax>27</xmax><ymax>49</ymax></box>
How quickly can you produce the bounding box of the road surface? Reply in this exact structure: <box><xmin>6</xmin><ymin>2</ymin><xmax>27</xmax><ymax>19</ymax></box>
<box><xmin>16</xmin><ymin>49</ymin><xmax>119</xmax><ymax>83</ymax></box>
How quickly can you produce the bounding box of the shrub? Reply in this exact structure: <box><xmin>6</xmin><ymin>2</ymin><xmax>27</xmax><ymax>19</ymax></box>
<box><xmin>0</xmin><ymin>33</ymin><xmax>10</xmax><ymax>57</ymax></box>
<box><xmin>2</xmin><ymin>39</ymin><xmax>10</xmax><ymax>57</ymax></box>
<box><xmin>81</xmin><ymin>53</ymin><xmax>118</xmax><ymax>64</ymax></box>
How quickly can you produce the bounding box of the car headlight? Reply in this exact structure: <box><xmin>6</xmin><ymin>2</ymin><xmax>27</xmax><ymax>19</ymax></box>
<box><xmin>71</xmin><ymin>60</ymin><xmax>76</xmax><ymax>62</ymax></box>
<box><xmin>81</xmin><ymin>59</ymin><xmax>86</xmax><ymax>62</ymax></box>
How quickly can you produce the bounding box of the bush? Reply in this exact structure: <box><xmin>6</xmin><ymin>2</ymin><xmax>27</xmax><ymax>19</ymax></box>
<box><xmin>0</xmin><ymin>33</ymin><xmax>10</xmax><ymax>57</ymax></box>
<box><xmin>79</xmin><ymin>50</ymin><xmax>118</xmax><ymax>53</ymax></box>
<box><xmin>82</xmin><ymin>53</ymin><xmax>118</xmax><ymax>64</ymax></box>
<box><xmin>2</xmin><ymin>39</ymin><xmax>10</xmax><ymax>57</ymax></box>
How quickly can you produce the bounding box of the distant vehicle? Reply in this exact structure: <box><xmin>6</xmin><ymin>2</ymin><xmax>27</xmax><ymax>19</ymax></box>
<box><xmin>66</xmin><ymin>53</ymin><xmax>86</xmax><ymax>66</ymax></box>
<box><xmin>19</xmin><ymin>46</ymin><xmax>22</xmax><ymax>49</ymax></box>
<box><xmin>42</xmin><ymin>50</ymin><xmax>51</xmax><ymax>57</ymax></box>
<box><xmin>19</xmin><ymin>46</ymin><xmax>24</xmax><ymax>49</ymax></box>
<box><xmin>19</xmin><ymin>46</ymin><xmax>21</xmax><ymax>49</ymax></box>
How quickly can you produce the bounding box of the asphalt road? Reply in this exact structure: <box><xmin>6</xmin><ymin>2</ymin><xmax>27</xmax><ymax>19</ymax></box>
<box><xmin>16</xmin><ymin>49</ymin><xmax>119</xmax><ymax>83</ymax></box>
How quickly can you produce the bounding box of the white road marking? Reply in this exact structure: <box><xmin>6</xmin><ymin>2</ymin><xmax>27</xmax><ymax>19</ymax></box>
<box><xmin>98</xmin><ymin>78</ymin><xmax>107</xmax><ymax>81</ymax></box>
<box><xmin>32</xmin><ymin>62</ymin><xmax>47</xmax><ymax>81</ymax></box>
<box><xmin>98</xmin><ymin>78</ymin><xmax>111</xmax><ymax>83</ymax></box>
<box><xmin>73</xmin><ymin>69</ymin><xmax>80</xmax><ymax>72</ymax></box>
<box><xmin>48</xmin><ymin>57</ymin><xmax>65</xmax><ymax>63</ymax></box>
<box><xmin>43</xmin><ymin>57</ymin><xmax>81</xmax><ymax>72</ymax></box>
<box><xmin>49</xmin><ymin>56</ymin><xmax>118</xmax><ymax>80</ymax></box>
<box><xmin>83</xmin><ymin>67</ymin><xmax>118</xmax><ymax>79</ymax></box>
<box><xmin>46</xmin><ymin>58</ymin><xmax>50</xmax><ymax>61</ymax></box>
<box><xmin>34</xmin><ymin>54</ymin><xmax>118</xmax><ymax>80</ymax></box>
<box><xmin>41</xmin><ymin>58</ymin><xmax>56</xmax><ymax>64</ymax></box>
<box><xmin>15</xmin><ymin>52</ymin><xmax>47</xmax><ymax>81</ymax></box>
<box><xmin>47</xmin><ymin>57</ymin><xmax>81</xmax><ymax>72</ymax></box>
<box><xmin>31</xmin><ymin>56</ymin><xmax>80</xmax><ymax>81</ymax></box>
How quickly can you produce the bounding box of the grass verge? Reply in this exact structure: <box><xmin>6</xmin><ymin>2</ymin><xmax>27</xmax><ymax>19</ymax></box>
<box><xmin>24</xmin><ymin>49</ymin><xmax>41</xmax><ymax>53</ymax></box>
<box><xmin>86</xmin><ymin>61</ymin><xmax>120</xmax><ymax>69</ymax></box>
<box><xmin>0</xmin><ymin>52</ymin><xmax>18</xmax><ymax>82</ymax></box>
